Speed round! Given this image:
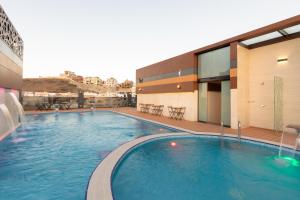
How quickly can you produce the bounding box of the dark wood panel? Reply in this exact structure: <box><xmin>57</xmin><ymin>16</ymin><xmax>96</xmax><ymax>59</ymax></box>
<box><xmin>230</xmin><ymin>42</ymin><xmax>238</xmax><ymax>68</ymax></box>
<box><xmin>198</xmin><ymin>75</ymin><xmax>230</xmax><ymax>83</ymax></box>
<box><xmin>137</xmin><ymin>81</ymin><xmax>197</xmax><ymax>94</ymax></box>
<box><xmin>136</xmin><ymin>52</ymin><xmax>197</xmax><ymax>79</ymax></box>
<box><xmin>230</xmin><ymin>77</ymin><xmax>237</xmax><ymax>89</ymax></box>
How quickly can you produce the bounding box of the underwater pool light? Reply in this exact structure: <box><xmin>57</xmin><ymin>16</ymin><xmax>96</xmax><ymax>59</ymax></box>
<box><xmin>170</xmin><ymin>142</ymin><xmax>177</xmax><ymax>147</ymax></box>
<box><xmin>273</xmin><ymin>156</ymin><xmax>300</xmax><ymax>167</ymax></box>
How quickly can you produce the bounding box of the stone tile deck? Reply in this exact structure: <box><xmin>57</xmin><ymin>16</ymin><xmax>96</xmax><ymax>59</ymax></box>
<box><xmin>115</xmin><ymin>107</ymin><xmax>298</xmax><ymax>148</ymax></box>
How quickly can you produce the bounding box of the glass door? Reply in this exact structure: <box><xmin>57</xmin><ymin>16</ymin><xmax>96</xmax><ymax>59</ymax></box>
<box><xmin>198</xmin><ymin>83</ymin><xmax>207</xmax><ymax>122</ymax></box>
<box><xmin>221</xmin><ymin>81</ymin><xmax>231</xmax><ymax>126</ymax></box>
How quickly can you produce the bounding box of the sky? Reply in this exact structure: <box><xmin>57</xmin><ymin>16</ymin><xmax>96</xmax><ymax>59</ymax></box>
<box><xmin>1</xmin><ymin>0</ymin><xmax>300</xmax><ymax>82</ymax></box>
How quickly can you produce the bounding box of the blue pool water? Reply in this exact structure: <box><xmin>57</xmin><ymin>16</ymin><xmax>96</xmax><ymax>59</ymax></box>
<box><xmin>112</xmin><ymin>136</ymin><xmax>300</xmax><ymax>200</ymax></box>
<box><xmin>0</xmin><ymin>111</ymin><xmax>178</xmax><ymax>200</ymax></box>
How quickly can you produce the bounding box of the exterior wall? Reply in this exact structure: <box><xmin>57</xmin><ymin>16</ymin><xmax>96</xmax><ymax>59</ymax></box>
<box><xmin>0</xmin><ymin>50</ymin><xmax>23</xmax><ymax>90</ymax></box>
<box><xmin>230</xmin><ymin>89</ymin><xmax>238</xmax><ymax>129</ymax></box>
<box><xmin>0</xmin><ymin>5</ymin><xmax>23</xmax><ymax>91</ymax></box>
<box><xmin>137</xmin><ymin>92</ymin><xmax>198</xmax><ymax>121</ymax></box>
<box><xmin>105</xmin><ymin>78</ymin><xmax>117</xmax><ymax>87</ymax></box>
<box><xmin>136</xmin><ymin>51</ymin><xmax>198</xmax><ymax>121</ymax></box>
<box><xmin>0</xmin><ymin>5</ymin><xmax>23</xmax><ymax>139</ymax></box>
<box><xmin>84</xmin><ymin>77</ymin><xmax>103</xmax><ymax>85</ymax></box>
<box><xmin>136</xmin><ymin>52</ymin><xmax>197</xmax><ymax>94</ymax></box>
<box><xmin>236</xmin><ymin>45</ymin><xmax>250</xmax><ymax>128</ymax></box>
<box><xmin>246</xmin><ymin>38</ymin><xmax>300</xmax><ymax>130</ymax></box>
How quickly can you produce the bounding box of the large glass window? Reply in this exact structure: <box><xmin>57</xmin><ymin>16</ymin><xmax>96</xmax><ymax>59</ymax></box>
<box><xmin>198</xmin><ymin>83</ymin><xmax>207</xmax><ymax>122</ymax></box>
<box><xmin>221</xmin><ymin>80</ymin><xmax>231</xmax><ymax>126</ymax></box>
<box><xmin>198</xmin><ymin>46</ymin><xmax>230</xmax><ymax>79</ymax></box>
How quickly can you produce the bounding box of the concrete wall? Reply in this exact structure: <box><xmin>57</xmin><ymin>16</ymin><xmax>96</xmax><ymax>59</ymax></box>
<box><xmin>235</xmin><ymin>38</ymin><xmax>300</xmax><ymax>130</ymax></box>
<box><xmin>137</xmin><ymin>92</ymin><xmax>198</xmax><ymax>121</ymax></box>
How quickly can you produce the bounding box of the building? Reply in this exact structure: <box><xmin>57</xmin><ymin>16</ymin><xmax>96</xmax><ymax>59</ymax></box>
<box><xmin>105</xmin><ymin>77</ymin><xmax>118</xmax><ymax>87</ymax></box>
<box><xmin>0</xmin><ymin>4</ymin><xmax>24</xmax><ymax>136</ymax></box>
<box><xmin>83</xmin><ymin>77</ymin><xmax>103</xmax><ymax>86</ymax></box>
<box><xmin>120</xmin><ymin>79</ymin><xmax>134</xmax><ymax>88</ymax></box>
<box><xmin>60</xmin><ymin>70</ymin><xmax>83</xmax><ymax>83</ymax></box>
<box><xmin>136</xmin><ymin>15</ymin><xmax>300</xmax><ymax>131</ymax></box>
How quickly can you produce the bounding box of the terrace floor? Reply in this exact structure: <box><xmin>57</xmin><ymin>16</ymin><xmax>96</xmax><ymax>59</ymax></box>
<box><xmin>114</xmin><ymin>107</ymin><xmax>298</xmax><ymax>148</ymax></box>
<box><xmin>25</xmin><ymin>107</ymin><xmax>298</xmax><ymax>149</ymax></box>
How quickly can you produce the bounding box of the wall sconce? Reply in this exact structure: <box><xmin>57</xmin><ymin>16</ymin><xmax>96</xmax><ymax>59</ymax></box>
<box><xmin>277</xmin><ymin>57</ymin><xmax>288</xmax><ymax>64</ymax></box>
<box><xmin>138</xmin><ymin>88</ymin><xmax>142</xmax><ymax>91</ymax></box>
<box><xmin>176</xmin><ymin>84</ymin><xmax>181</xmax><ymax>89</ymax></box>
<box><xmin>178</xmin><ymin>70</ymin><xmax>182</xmax><ymax>77</ymax></box>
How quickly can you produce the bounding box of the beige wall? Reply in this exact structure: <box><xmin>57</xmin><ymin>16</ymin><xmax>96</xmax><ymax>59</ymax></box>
<box><xmin>237</xmin><ymin>45</ymin><xmax>250</xmax><ymax>128</ymax></box>
<box><xmin>230</xmin><ymin>89</ymin><xmax>238</xmax><ymax>129</ymax></box>
<box><xmin>137</xmin><ymin>92</ymin><xmax>198</xmax><ymax>121</ymax></box>
<box><xmin>236</xmin><ymin>38</ymin><xmax>300</xmax><ymax>130</ymax></box>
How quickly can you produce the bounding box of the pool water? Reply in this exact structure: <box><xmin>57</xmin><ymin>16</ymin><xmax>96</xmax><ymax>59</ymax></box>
<box><xmin>112</xmin><ymin>136</ymin><xmax>300</xmax><ymax>200</ymax></box>
<box><xmin>0</xmin><ymin>111</ymin><xmax>178</xmax><ymax>200</ymax></box>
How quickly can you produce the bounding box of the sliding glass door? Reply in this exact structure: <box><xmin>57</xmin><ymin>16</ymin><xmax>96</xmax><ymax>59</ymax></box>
<box><xmin>221</xmin><ymin>81</ymin><xmax>231</xmax><ymax>126</ymax></box>
<box><xmin>198</xmin><ymin>83</ymin><xmax>207</xmax><ymax>122</ymax></box>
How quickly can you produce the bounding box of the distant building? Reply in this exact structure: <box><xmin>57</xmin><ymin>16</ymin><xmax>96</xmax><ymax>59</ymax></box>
<box><xmin>83</xmin><ymin>77</ymin><xmax>103</xmax><ymax>86</ymax></box>
<box><xmin>61</xmin><ymin>71</ymin><xmax>76</xmax><ymax>78</ymax></box>
<box><xmin>73</xmin><ymin>75</ymin><xmax>83</xmax><ymax>83</ymax></box>
<box><xmin>60</xmin><ymin>70</ymin><xmax>83</xmax><ymax>83</ymax></box>
<box><xmin>120</xmin><ymin>79</ymin><xmax>134</xmax><ymax>88</ymax></box>
<box><xmin>105</xmin><ymin>77</ymin><xmax>118</xmax><ymax>87</ymax></box>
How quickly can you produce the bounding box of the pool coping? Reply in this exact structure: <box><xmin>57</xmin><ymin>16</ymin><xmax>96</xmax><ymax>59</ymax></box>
<box><xmin>86</xmin><ymin>132</ymin><xmax>191</xmax><ymax>200</ymax></box>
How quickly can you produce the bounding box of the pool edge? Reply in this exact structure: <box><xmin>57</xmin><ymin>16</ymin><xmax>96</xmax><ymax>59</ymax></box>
<box><xmin>86</xmin><ymin>132</ymin><xmax>190</xmax><ymax>200</ymax></box>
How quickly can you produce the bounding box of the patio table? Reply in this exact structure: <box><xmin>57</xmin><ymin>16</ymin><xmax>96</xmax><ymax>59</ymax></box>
<box><xmin>59</xmin><ymin>102</ymin><xmax>71</xmax><ymax>110</ymax></box>
<box><xmin>139</xmin><ymin>104</ymin><xmax>153</xmax><ymax>113</ymax></box>
<box><xmin>150</xmin><ymin>105</ymin><xmax>164</xmax><ymax>116</ymax></box>
<box><xmin>168</xmin><ymin>106</ymin><xmax>186</xmax><ymax>120</ymax></box>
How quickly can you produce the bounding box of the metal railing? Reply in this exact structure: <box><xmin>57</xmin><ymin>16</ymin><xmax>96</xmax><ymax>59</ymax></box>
<box><xmin>237</xmin><ymin>121</ymin><xmax>241</xmax><ymax>140</ymax></box>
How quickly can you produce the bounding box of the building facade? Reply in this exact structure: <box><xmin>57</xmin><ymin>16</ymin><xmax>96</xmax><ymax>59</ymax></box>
<box><xmin>105</xmin><ymin>77</ymin><xmax>118</xmax><ymax>87</ymax></box>
<box><xmin>136</xmin><ymin>15</ymin><xmax>300</xmax><ymax>130</ymax></box>
<box><xmin>83</xmin><ymin>77</ymin><xmax>103</xmax><ymax>86</ymax></box>
<box><xmin>0</xmin><ymin>4</ymin><xmax>24</xmax><ymax>137</ymax></box>
<box><xmin>60</xmin><ymin>71</ymin><xmax>83</xmax><ymax>83</ymax></box>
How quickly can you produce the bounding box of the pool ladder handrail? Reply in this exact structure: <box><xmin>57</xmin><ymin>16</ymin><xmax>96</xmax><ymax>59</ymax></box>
<box><xmin>237</xmin><ymin>121</ymin><xmax>241</xmax><ymax>140</ymax></box>
<box><xmin>220</xmin><ymin>121</ymin><xmax>224</xmax><ymax>136</ymax></box>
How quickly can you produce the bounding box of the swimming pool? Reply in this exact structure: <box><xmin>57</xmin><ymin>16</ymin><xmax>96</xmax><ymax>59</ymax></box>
<box><xmin>112</xmin><ymin>135</ymin><xmax>300</xmax><ymax>200</ymax></box>
<box><xmin>0</xmin><ymin>111</ymin><xmax>179</xmax><ymax>200</ymax></box>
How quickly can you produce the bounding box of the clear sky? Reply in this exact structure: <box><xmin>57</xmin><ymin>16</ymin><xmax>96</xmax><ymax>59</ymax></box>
<box><xmin>1</xmin><ymin>0</ymin><xmax>300</xmax><ymax>82</ymax></box>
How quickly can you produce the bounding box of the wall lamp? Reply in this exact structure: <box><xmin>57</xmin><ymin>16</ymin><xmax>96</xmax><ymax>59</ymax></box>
<box><xmin>277</xmin><ymin>57</ymin><xmax>288</xmax><ymax>64</ymax></box>
<box><xmin>177</xmin><ymin>84</ymin><xmax>181</xmax><ymax>89</ymax></box>
<box><xmin>138</xmin><ymin>88</ymin><xmax>142</xmax><ymax>91</ymax></box>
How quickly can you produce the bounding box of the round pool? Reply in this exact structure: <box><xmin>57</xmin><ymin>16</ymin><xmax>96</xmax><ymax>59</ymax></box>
<box><xmin>112</xmin><ymin>136</ymin><xmax>300</xmax><ymax>200</ymax></box>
